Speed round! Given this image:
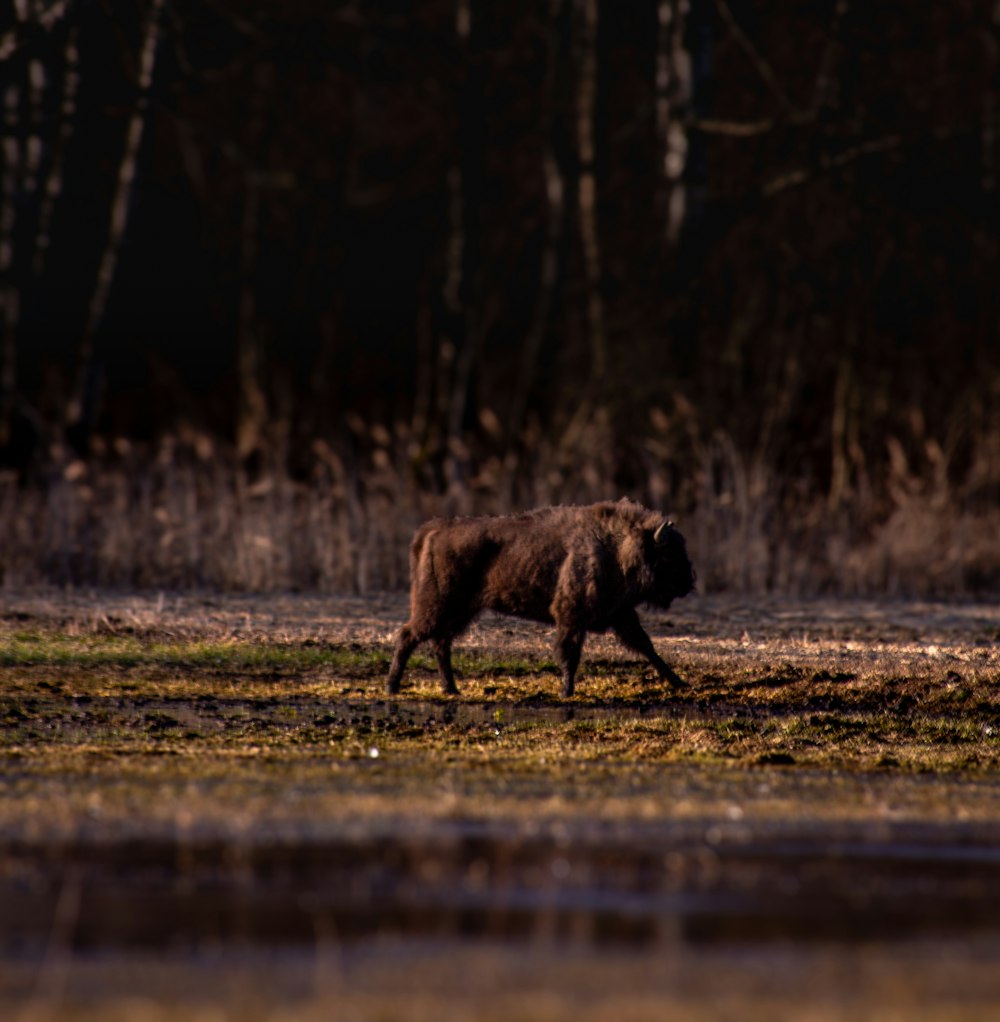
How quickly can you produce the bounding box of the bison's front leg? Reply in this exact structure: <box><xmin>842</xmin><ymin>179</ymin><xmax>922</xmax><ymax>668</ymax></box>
<box><xmin>611</xmin><ymin>608</ymin><xmax>686</xmax><ymax>690</ymax></box>
<box><xmin>555</xmin><ymin>625</ymin><xmax>585</xmax><ymax>698</ymax></box>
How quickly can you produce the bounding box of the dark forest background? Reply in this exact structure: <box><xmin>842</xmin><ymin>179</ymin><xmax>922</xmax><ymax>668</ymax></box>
<box><xmin>2</xmin><ymin>0</ymin><xmax>999</xmax><ymax>595</ymax></box>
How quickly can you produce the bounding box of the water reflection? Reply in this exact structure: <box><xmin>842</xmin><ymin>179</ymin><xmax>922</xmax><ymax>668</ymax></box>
<box><xmin>4</xmin><ymin>805</ymin><xmax>1000</xmax><ymax>952</ymax></box>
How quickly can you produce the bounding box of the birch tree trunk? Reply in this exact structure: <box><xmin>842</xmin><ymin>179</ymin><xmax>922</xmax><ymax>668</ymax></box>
<box><xmin>235</xmin><ymin>60</ymin><xmax>279</xmax><ymax>462</ymax></box>
<box><xmin>237</xmin><ymin>175</ymin><xmax>267</xmax><ymax>461</ymax></box>
<box><xmin>1</xmin><ymin>3</ymin><xmax>52</xmax><ymax>452</ymax></box>
<box><xmin>984</xmin><ymin>2</ymin><xmax>1000</xmax><ymax>193</ymax></box>
<box><xmin>1</xmin><ymin>4</ymin><xmax>77</xmax><ymax>458</ymax></box>
<box><xmin>506</xmin><ymin>0</ymin><xmax>567</xmax><ymax>457</ymax></box>
<box><xmin>34</xmin><ymin>26</ymin><xmax>79</xmax><ymax>279</ymax></box>
<box><xmin>575</xmin><ymin>0</ymin><xmax>605</xmax><ymax>383</ymax></box>
<box><xmin>69</xmin><ymin>0</ymin><xmax>165</xmax><ymax>447</ymax></box>
<box><xmin>1</xmin><ymin>79</ymin><xmax>21</xmax><ymax>451</ymax></box>
<box><xmin>443</xmin><ymin>0</ymin><xmax>478</xmax><ymax>497</ymax></box>
<box><xmin>411</xmin><ymin>0</ymin><xmax>468</xmax><ymax>456</ymax></box>
<box><xmin>439</xmin><ymin>3</ymin><xmax>468</xmax><ymax>418</ymax></box>
<box><xmin>656</xmin><ymin>0</ymin><xmax>691</xmax><ymax>245</ymax></box>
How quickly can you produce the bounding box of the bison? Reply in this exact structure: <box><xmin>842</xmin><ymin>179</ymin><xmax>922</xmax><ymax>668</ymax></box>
<box><xmin>387</xmin><ymin>499</ymin><xmax>695</xmax><ymax>697</ymax></box>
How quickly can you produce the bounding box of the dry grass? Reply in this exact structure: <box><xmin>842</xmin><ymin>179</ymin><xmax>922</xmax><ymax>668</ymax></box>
<box><xmin>2</xmin><ymin>413</ymin><xmax>999</xmax><ymax>595</ymax></box>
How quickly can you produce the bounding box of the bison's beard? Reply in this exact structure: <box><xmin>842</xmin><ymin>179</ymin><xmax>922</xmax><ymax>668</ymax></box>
<box><xmin>648</xmin><ymin>551</ymin><xmax>696</xmax><ymax>608</ymax></box>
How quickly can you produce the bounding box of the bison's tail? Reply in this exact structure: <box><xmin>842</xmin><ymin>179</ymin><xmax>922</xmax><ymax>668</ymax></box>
<box><xmin>407</xmin><ymin>523</ymin><xmax>440</xmax><ymax>602</ymax></box>
<box><xmin>408</xmin><ymin>531</ymin><xmax>424</xmax><ymax>581</ymax></box>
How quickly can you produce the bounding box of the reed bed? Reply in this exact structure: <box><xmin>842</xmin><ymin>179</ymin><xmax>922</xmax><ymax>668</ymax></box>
<box><xmin>1</xmin><ymin>411</ymin><xmax>998</xmax><ymax>596</ymax></box>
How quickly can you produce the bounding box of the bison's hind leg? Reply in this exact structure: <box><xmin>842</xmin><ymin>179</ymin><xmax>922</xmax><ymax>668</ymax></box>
<box><xmin>387</xmin><ymin>624</ymin><xmax>421</xmax><ymax>694</ymax></box>
<box><xmin>387</xmin><ymin>615</ymin><xmax>468</xmax><ymax>695</ymax></box>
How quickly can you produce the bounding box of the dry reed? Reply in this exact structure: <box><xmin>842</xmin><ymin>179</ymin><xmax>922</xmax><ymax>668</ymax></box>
<box><xmin>1</xmin><ymin>408</ymin><xmax>998</xmax><ymax>596</ymax></box>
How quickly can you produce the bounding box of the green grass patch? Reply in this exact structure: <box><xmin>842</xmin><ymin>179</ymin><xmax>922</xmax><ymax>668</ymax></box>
<box><xmin>0</xmin><ymin>633</ymin><xmax>386</xmax><ymax>673</ymax></box>
<box><xmin>0</xmin><ymin>634</ymin><xmax>568</xmax><ymax>683</ymax></box>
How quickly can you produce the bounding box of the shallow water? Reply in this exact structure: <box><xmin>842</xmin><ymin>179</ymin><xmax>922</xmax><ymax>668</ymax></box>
<box><xmin>4</xmin><ymin>766</ymin><xmax>1000</xmax><ymax>956</ymax></box>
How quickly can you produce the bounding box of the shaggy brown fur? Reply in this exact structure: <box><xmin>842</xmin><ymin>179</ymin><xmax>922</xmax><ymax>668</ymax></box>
<box><xmin>387</xmin><ymin>500</ymin><xmax>695</xmax><ymax>696</ymax></box>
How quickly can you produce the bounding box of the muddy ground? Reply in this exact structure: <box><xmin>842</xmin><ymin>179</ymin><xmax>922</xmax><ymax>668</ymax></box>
<box><xmin>1</xmin><ymin>590</ymin><xmax>1000</xmax><ymax>1020</ymax></box>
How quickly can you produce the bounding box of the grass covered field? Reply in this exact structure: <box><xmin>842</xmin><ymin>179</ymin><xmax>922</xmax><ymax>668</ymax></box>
<box><xmin>2</xmin><ymin>590</ymin><xmax>1000</xmax><ymax>1020</ymax></box>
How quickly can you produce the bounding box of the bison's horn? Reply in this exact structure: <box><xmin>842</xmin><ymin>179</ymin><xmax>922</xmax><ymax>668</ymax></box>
<box><xmin>653</xmin><ymin>519</ymin><xmax>673</xmax><ymax>544</ymax></box>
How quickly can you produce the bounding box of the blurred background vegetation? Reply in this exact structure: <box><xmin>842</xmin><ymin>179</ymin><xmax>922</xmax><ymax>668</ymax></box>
<box><xmin>2</xmin><ymin>0</ymin><xmax>999</xmax><ymax>595</ymax></box>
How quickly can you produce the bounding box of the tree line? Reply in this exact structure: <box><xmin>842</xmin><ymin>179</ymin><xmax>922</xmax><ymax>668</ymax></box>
<box><xmin>1</xmin><ymin>0</ymin><xmax>998</xmax><ymax>528</ymax></box>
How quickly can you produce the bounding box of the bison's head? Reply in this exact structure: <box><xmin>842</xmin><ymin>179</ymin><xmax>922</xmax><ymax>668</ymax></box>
<box><xmin>646</xmin><ymin>519</ymin><xmax>695</xmax><ymax>607</ymax></box>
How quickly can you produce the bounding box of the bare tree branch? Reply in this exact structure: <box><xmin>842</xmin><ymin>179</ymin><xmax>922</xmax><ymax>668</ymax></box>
<box><xmin>0</xmin><ymin>0</ymin><xmax>72</xmax><ymax>60</ymax></box>
<box><xmin>713</xmin><ymin>0</ymin><xmax>796</xmax><ymax>115</ymax></box>
<box><xmin>762</xmin><ymin>134</ymin><xmax>903</xmax><ymax>197</ymax></box>
<box><xmin>809</xmin><ymin>0</ymin><xmax>850</xmax><ymax>115</ymax></box>
<box><xmin>711</xmin><ymin>0</ymin><xmax>850</xmax><ymax>133</ymax></box>
<box><xmin>692</xmin><ymin>116</ymin><xmax>776</xmax><ymax>137</ymax></box>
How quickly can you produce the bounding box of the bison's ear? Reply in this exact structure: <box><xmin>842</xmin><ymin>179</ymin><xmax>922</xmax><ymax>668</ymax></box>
<box><xmin>652</xmin><ymin>518</ymin><xmax>674</xmax><ymax>544</ymax></box>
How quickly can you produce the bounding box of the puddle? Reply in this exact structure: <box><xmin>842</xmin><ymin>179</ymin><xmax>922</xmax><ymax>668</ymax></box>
<box><xmin>359</xmin><ymin>699</ymin><xmax>683</xmax><ymax>727</ymax></box>
<box><xmin>40</xmin><ymin>696</ymin><xmax>715</xmax><ymax>739</ymax></box>
<box><xmin>4</xmin><ymin>816</ymin><xmax>1000</xmax><ymax>953</ymax></box>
